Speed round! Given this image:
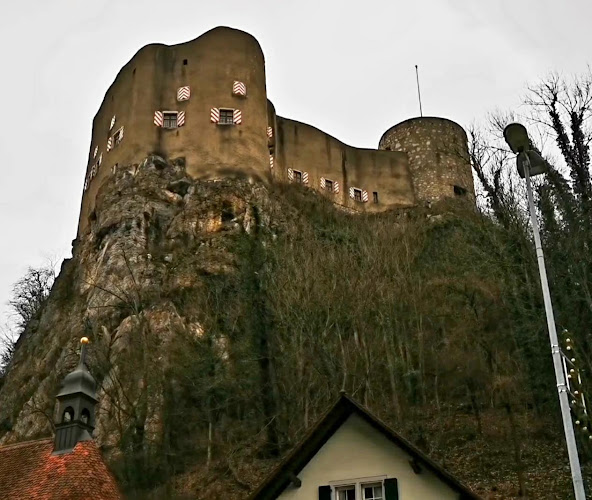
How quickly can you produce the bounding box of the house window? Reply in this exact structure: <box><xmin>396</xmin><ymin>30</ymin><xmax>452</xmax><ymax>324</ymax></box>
<box><xmin>325</xmin><ymin>179</ymin><xmax>334</xmax><ymax>192</ymax></box>
<box><xmin>354</xmin><ymin>188</ymin><xmax>362</xmax><ymax>201</ymax></box>
<box><xmin>294</xmin><ymin>170</ymin><xmax>303</xmax><ymax>183</ymax></box>
<box><xmin>219</xmin><ymin>109</ymin><xmax>234</xmax><ymax>125</ymax></box>
<box><xmin>336</xmin><ymin>486</ymin><xmax>356</xmax><ymax>500</ymax></box>
<box><xmin>373</xmin><ymin>192</ymin><xmax>378</xmax><ymax>203</ymax></box>
<box><xmin>362</xmin><ymin>483</ymin><xmax>384</xmax><ymax>500</ymax></box>
<box><xmin>333</xmin><ymin>481</ymin><xmax>385</xmax><ymax>500</ymax></box>
<box><xmin>163</xmin><ymin>112</ymin><xmax>178</xmax><ymax>129</ymax></box>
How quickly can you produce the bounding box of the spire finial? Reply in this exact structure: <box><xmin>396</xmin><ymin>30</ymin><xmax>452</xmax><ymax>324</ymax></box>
<box><xmin>79</xmin><ymin>337</ymin><xmax>89</xmax><ymax>368</ymax></box>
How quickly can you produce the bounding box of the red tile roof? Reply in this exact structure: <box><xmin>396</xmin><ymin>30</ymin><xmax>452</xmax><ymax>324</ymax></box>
<box><xmin>0</xmin><ymin>438</ymin><xmax>122</xmax><ymax>500</ymax></box>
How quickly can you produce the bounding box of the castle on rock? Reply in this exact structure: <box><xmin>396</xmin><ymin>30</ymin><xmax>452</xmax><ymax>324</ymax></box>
<box><xmin>79</xmin><ymin>26</ymin><xmax>474</xmax><ymax>234</ymax></box>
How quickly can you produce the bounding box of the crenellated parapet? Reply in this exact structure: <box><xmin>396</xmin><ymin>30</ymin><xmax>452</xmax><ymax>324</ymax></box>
<box><xmin>78</xmin><ymin>27</ymin><xmax>473</xmax><ymax>235</ymax></box>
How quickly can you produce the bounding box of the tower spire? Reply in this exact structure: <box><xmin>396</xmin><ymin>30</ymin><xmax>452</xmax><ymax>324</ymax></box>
<box><xmin>53</xmin><ymin>337</ymin><xmax>98</xmax><ymax>454</ymax></box>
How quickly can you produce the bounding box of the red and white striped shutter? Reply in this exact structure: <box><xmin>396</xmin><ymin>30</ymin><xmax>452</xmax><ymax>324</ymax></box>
<box><xmin>349</xmin><ymin>187</ymin><xmax>355</xmax><ymax>199</ymax></box>
<box><xmin>269</xmin><ymin>155</ymin><xmax>274</xmax><ymax>168</ymax></box>
<box><xmin>334</xmin><ymin>181</ymin><xmax>340</xmax><ymax>194</ymax></box>
<box><xmin>362</xmin><ymin>190</ymin><xmax>369</xmax><ymax>202</ymax></box>
<box><xmin>302</xmin><ymin>171</ymin><xmax>309</xmax><ymax>184</ymax></box>
<box><xmin>107</xmin><ymin>137</ymin><xmax>113</xmax><ymax>151</ymax></box>
<box><xmin>320</xmin><ymin>177</ymin><xmax>326</xmax><ymax>189</ymax></box>
<box><xmin>119</xmin><ymin>127</ymin><xmax>124</xmax><ymax>141</ymax></box>
<box><xmin>110</xmin><ymin>116</ymin><xmax>116</xmax><ymax>130</ymax></box>
<box><xmin>210</xmin><ymin>108</ymin><xmax>220</xmax><ymax>123</ymax></box>
<box><xmin>232</xmin><ymin>81</ymin><xmax>247</xmax><ymax>96</ymax></box>
<box><xmin>233</xmin><ymin>109</ymin><xmax>242</xmax><ymax>125</ymax></box>
<box><xmin>93</xmin><ymin>146</ymin><xmax>98</xmax><ymax>158</ymax></box>
<box><xmin>154</xmin><ymin>111</ymin><xmax>164</xmax><ymax>127</ymax></box>
<box><xmin>177</xmin><ymin>86</ymin><xmax>190</xmax><ymax>101</ymax></box>
<box><xmin>98</xmin><ymin>153</ymin><xmax>103</xmax><ymax>166</ymax></box>
<box><xmin>84</xmin><ymin>177</ymin><xmax>89</xmax><ymax>191</ymax></box>
<box><xmin>267</xmin><ymin>126</ymin><xmax>273</xmax><ymax>138</ymax></box>
<box><xmin>177</xmin><ymin>111</ymin><xmax>186</xmax><ymax>127</ymax></box>
<box><xmin>288</xmin><ymin>168</ymin><xmax>294</xmax><ymax>181</ymax></box>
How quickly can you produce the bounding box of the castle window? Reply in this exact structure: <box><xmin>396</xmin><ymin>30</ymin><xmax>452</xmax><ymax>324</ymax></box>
<box><xmin>373</xmin><ymin>192</ymin><xmax>379</xmax><ymax>203</ymax></box>
<box><xmin>294</xmin><ymin>170</ymin><xmax>303</xmax><ymax>183</ymax></box>
<box><xmin>183</xmin><ymin>59</ymin><xmax>188</xmax><ymax>65</ymax></box>
<box><xmin>163</xmin><ymin>112</ymin><xmax>178</xmax><ymax>129</ymax></box>
<box><xmin>113</xmin><ymin>127</ymin><xmax>124</xmax><ymax>146</ymax></box>
<box><xmin>354</xmin><ymin>188</ymin><xmax>362</xmax><ymax>201</ymax></box>
<box><xmin>62</xmin><ymin>407</ymin><xmax>74</xmax><ymax>423</ymax></box>
<box><xmin>325</xmin><ymin>179</ymin><xmax>334</xmax><ymax>192</ymax></box>
<box><xmin>219</xmin><ymin>109</ymin><xmax>234</xmax><ymax>125</ymax></box>
<box><xmin>454</xmin><ymin>185</ymin><xmax>467</xmax><ymax>196</ymax></box>
<box><xmin>350</xmin><ymin>187</ymin><xmax>368</xmax><ymax>202</ymax></box>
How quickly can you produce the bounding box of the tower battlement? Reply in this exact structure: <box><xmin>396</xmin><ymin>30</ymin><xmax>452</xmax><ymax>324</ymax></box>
<box><xmin>79</xmin><ymin>26</ymin><xmax>473</xmax><ymax>234</ymax></box>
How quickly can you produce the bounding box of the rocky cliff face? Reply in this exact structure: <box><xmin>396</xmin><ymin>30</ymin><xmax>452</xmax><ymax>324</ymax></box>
<box><xmin>0</xmin><ymin>156</ymin><xmax>288</xmax><ymax>480</ymax></box>
<box><xmin>0</xmin><ymin>157</ymin><xmax>589</xmax><ymax>499</ymax></box>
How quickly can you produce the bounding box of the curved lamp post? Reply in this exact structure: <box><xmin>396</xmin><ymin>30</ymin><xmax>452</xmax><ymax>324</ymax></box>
<box><xmin>504</xmin><ymin>123</ymin><xmax>586</xmax><ymax>500</ymax></box>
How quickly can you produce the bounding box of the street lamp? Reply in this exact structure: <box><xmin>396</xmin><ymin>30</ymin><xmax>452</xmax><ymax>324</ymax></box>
<box><xmin>504</xmin><ymin>123</ymin><xmax>586</xmax><ymax>500</ymax></box>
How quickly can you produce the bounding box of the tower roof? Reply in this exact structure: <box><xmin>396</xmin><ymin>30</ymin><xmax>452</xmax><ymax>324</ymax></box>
<box><xmin>56</xmin><ymin>338</ymin><xmax>97</xmax><ymax>402</ymax></box>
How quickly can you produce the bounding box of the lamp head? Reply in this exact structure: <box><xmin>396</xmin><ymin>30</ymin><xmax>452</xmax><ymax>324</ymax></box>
<box><xmin>503</xmin><ymin>123</ymin><xmax>531</xmax><ymax>153</ymax></box>
<box><xmin>516</xmin><ymin>150</ymin><xmax>549</xmax><ymax>178</ymax></box>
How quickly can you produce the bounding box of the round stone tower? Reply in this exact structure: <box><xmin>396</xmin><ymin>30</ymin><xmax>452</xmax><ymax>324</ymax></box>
<box><xmin>378</xmin><ymin>117</ymin><xmax>473</xmax><ymax>203</ymax></box>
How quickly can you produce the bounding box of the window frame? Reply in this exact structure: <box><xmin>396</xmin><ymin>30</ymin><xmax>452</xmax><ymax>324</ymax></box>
<box><xmin>162</xmin><ymin>111</ymin><xmax>179</xmax><ymax>129</ymax></box>
<box><xmin>112</xmin><ymin>126</ymin><xmax>124</xmax><ymax>147</ymax></box>
<box><xmin>325</xmin><ymin>179</ymin><xmax>334</xmax><ymax>192</ymax></box>
<box><xmin>330</xmin><ymin>476</ymin><xmax>387</xmax><ymax>500</ymax></box>
<box><xmin>353</xmin><ymin>188</ymin><xmax>362</xmax><ymax>201</ymax></box>
<box><xmin>218</xmin><ymin>108</ymin><xmax>235</xmax><ymax>125</ymax></box>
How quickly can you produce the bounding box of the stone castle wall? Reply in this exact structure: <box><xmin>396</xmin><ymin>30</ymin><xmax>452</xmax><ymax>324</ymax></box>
<box><xmin>379</xmin><ymin>118</ymin><xmax>474</xmax><ymax>203</ymax></box>
<box><xmin>79</xmin><ymin>27</ymin><xmax>473</xmax><ymax>235</ymax></box>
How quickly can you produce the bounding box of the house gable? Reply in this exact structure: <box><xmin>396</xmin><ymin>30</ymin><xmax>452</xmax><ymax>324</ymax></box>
<box><xmin>279</xmin><ymin>413</ymin><xmax>458</xmax><ymax>499</ymax></box>
<box><xmin>249</xmin><ymin>395</ymin><xmax>479</xmax><ymax>500</ymax></box>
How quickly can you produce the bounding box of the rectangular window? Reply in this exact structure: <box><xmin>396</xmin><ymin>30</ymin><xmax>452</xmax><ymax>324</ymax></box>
<box><xmin>362</xmin><ymin>483</ymin><xmax>383</xmax><ymax>500</ymax></box>
<box><xmin>219</xmin><ymin>109</ymin><xmax>234</xmax><ymax>125</ymax></box>
<box><xmin>113</xmin><ymin>127</ymin><xmax>124</xmax><ymax>146</ymax></box>
<box><xmin>373</xmin><ymin>192</ymin><xmax>378</xmax><ymax>203</ymax></box>
<box><xmin>354</xmin><ymin>188</ymin><xmax>362</xmax><ymax>201</ymax></box>
<box><xmin>294</xmin><ymin>170</ymin><xmax>303</xmax><ymax>183</ymax></box>
<box><xmin>325</xmin><ymin>179</ymin><xmax>334</xmax><ymax>192</ymax></box>
<box><xmin>336</xmin><ymin>486</ymin><xmax>356</xmax><ymax>500</ymax></box>
<box><xmin>163</xmin><ymin>112</ymin><xmax>178</xmax><ymax>129</ymax></box>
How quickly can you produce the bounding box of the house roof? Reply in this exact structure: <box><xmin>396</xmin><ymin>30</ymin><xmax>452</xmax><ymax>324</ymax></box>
<box><xmin>249</xmin><ymin>394</ymin><xmax>480</xmax><ymax>500</ymax></box>
<box><xmin>0</xmin><ymin>438</ymin><xmax>121</xmax><ymax>500</ymax></box>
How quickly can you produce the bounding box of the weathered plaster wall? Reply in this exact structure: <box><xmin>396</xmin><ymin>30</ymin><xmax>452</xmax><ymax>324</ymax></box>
<box><xmin>275</xmin><ymin>117</ymin><xmax>416</xmax><ymax>211</ymax></box>
<box><xmin>80</xmin><ymin>27</ymin><xmax>268</xmax><ymax>234</ymax></box>
<box><xmin>379</xmin><ymin>117</ymin><xmax>474</xmax><ymax>204</ymax></box>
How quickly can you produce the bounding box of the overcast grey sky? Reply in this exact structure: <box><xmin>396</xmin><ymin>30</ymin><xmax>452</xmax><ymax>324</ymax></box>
<box><xmin>0</xmin><ymin>0</ymin><xmax>590</xmax><ymax>328</ymax></box>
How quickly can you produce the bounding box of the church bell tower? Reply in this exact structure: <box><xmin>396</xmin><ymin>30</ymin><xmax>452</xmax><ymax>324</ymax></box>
<box><xmin>53</xmin><ymin>337</ymin><xmax>98</xmax><ymax>454</ymax></box>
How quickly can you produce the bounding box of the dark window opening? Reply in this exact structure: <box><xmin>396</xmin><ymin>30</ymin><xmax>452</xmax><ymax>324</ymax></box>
<box><xmin>354</xmin><ymin>188</ymin><xmax>362</xmax><ymax>201</ymax></box>
<box><xmin>62</xmin><ymin>407</ymin><xmax>74</xmax><ymax>423</ymax></box>
<box><xmin>221</xmin><ymin>201</ymin><xmax>234</xmax><ymax>222</ymax></box>
<box><xmin>183</xmin><ymin>59</ymin><xmax>188</xmax><ymax>65</ymax></box>
<box><xmin>325</xmin><ymin>179</ymin><xmax>334</xmax><ymax>192</ymax></box>
<box><xmin>454</xmin><ymin>185</ymin><xmax>467</xmax><ymax>196</ymax></box>
<box><xmin>294</xmin><ymin>170</ymin><xmax>303</xmax><ymax>183</ymax></box>
<box><xmin>80</xmin><ymin>408</ymin><xmax>90</xmax><ymax>425</ymax></box>
<box><xmin>163</xmin><ymin>112</ymin><xmax>178</xmax><ymax>129</ymax></box>
<box><xmin>113</xmin><ymin>128</ymin><xmax>124</xmax><ymax>145</ymax></box>
<box><xmin>219</xmin><ymin>109</ymin><xmax>234</xmax><ymax>125</ymax></box>
<box><xmin>373</xmin><ymin>191</ymin><xmax>379</xmax><ymax>203</ymax></box>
